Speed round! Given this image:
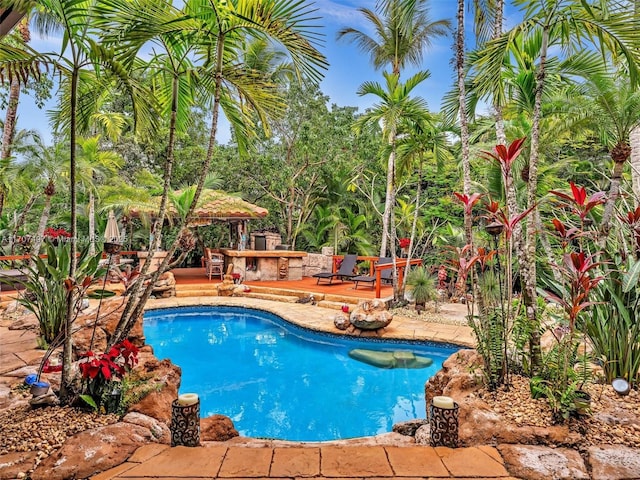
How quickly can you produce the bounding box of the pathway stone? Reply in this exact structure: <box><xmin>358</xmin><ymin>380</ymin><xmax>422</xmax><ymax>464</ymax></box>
<box><xmin>0</xmin><ymin>451</ymin><xmax>38</xmax><ymax>480</ymax></box>
<box><xmin>218</xmin><ymin>446</ymin><xmax>273</xmax><ymax>477</ymax></box>
<box><xmin>437</xmin><ymin>446</ymin><xmax>510</xmax><ymax>477</ymax></box>
<box><xmin>270</xmin><ymin>447</ymin><xmax>320</xmax><ymax>477</ymax></box>
<box><xmin>385</xmin><ymin>446</ymin><xmax>450</xmax><ymax>477</ymax></box>
<box><xmin>320</xmin><ymin>446</ymin><xmax>393</xmax><ymax>477</ymax></box>
<box><xmin>588</xmin><ymin>445</ymin><xmax>640</xmax><ymax>480</ymax></box>
<box><xmin>119</xmin><ymin>445</ymin><xmax>227</xmax><ymax>478</ymax></box>
<box><xmin>498</xmin><ymin>444</ymin><xmax>589</xmax><ymax>480</ymax></box>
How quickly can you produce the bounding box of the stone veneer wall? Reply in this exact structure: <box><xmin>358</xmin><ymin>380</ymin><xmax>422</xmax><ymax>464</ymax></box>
<box><xmin>302</xmin><ymin>247</ymin><xmax>334</xmax><ymax>277</ymax></box>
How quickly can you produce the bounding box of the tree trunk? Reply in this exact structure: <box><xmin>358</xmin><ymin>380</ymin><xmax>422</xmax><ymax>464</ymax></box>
<box><xmin>401</xmin><ymin>158</ymin><xmax>423</xmax><ymax>293</ymax></box>
<box><xmin>521</xmin><ymin>26</ymin><xmax>549</xmax><ymax>374</ymax></box>
<box><xmin>457</xmin><ymin>0</ymin><xmax>472</xmax><ymax>247</ymax></box>
<box><xmin>89</xmin><ymin>191</ymin><xmax>95</xmax><ymax>255</ymax></box>
<box><xmin>380</xmin><ymin>149</ymin><xmax>394</xmax><ymax>257</ymax></box>
<box><xmin>10</xmin><ymin>194</ymin><xmax>37</xmax><ymax>255</ymax></box>
<box><xmin>493</xmin><ymin>0</ymin><xmax>506</xmax><ymax>147</ymax></box>
<box><xmin>630</xmin><ymin>125</ymin><xmax>640</xmax><ymax>206</ymax></box>
<box><xmin>112</xmin><ymin>35</ymin><xmax>227</xmax><ymax>346</ymax></box>
<box><xmin>601</xmin><ymin>147</ymin><xmax>630</xmax><ymax>237</ymax></box>
<box><xmin>30</xmin><ymin>194</ymin><xmax>52</xmax><ymax>259</ymax></box>
<box><xmin>0</xmin><ymin>76</ymin><xmax>21</xmax><ymax>217</ymax></box>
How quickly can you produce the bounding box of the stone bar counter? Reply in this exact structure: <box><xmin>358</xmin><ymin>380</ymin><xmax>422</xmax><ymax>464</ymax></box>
<box><xmin>220</xmin><ymin>249</ymin><xmax>307</xmax><ymax>281</ymax></box>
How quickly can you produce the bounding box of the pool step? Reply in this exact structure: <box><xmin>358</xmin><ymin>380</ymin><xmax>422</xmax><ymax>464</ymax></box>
<box><xmin>238</xmin><ymin>292</ymin><xmax>300</xmax><ymax>303</ymax></box>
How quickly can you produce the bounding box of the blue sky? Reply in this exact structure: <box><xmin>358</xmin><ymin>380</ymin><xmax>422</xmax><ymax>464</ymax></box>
<box><xmin>4</xmin><ymin>0</ymin><xmax>520</xmax><ymax>146</ymax></box>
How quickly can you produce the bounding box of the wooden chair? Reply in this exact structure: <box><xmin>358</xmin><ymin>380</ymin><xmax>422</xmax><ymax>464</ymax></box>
<box><xmin>204</xmin><ymin>248</ymin><xmax>224</xmax><ymax>280</ymax></box>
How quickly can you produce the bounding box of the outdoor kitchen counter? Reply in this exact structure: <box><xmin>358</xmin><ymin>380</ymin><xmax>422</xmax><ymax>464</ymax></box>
<box><xmin>220</xmin><ymin>249</ymin><xmax>307</xmax><ymax>281</ymax></box>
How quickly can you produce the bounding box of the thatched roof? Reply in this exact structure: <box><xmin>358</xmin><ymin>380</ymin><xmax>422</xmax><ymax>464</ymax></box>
<box><xmin>129</xmin><ymin>189</ymin><xmax>268</xmax><ymax>225</ymax></box>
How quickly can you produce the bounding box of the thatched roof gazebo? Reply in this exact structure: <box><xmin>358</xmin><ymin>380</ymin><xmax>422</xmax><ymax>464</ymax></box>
<box><xmin>129</xmin><ymin>189</ymin><xmax>268</xmax><ymax>226</ymax></box>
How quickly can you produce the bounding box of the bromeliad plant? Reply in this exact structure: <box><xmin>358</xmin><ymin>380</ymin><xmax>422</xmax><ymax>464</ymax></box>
<box><xmin>79</xmin><ymin>339</ymin><xmax>139</xmax><ymax>413</ymax></box>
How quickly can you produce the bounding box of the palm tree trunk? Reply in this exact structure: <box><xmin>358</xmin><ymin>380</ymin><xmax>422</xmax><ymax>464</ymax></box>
<box><xmin>30</xmin><ymin>194</ymin><xmax>52</xmax><ymax>259</ymax></box>
<box><xmin>112</xmin><ymin>36</ymin><xmax>227</xmax><ymax>346</ymax></box>
<box><xmin>630</xmin><ymin>125</ymin><xmax>640</xmax><ymax>205</ymax></box>
<box><xmin>401</xmin><ymin>158</ymin><xmax>423</xmax><ymax>294</ymax></box>
<box><xmin>493</xmin><ymin>0</ymin><xmax>506</xmax><ymax>146</ymax></box>
<box><xmin>601</xmin><ymin>153</ymin><xmax>629</xmax><ymax>236</ymax></box>
<box><xmin>521</xmin><ymin>26</ymin><xmax>549</xmax><ymax>373</ymax></box>
<box><xmin>89</xmin><ymin>191</ymin><xmax>95</xmax><ymax>255</ymax></box>
<box><xmin>380</xmin><ymin>150</ymin><xmax>394</xmax><ymax>257</ymax></box>
<box><xmin>457</xmin><ymin>0</ymin><xmax>472</xmax><ymax>247</ymax></box>
<box><xmin>61</xmin><ymin>64</ymin><xmax>80</xmax><ymax>403</ymax></box>
<box><xmin>111</xmin><ymin>73</ymin><xmax>181</xmax><ymax>345</ymax></box>
<box><xmin>0</xmin><ymin>76</ymin><xmax>21</xmax><ymax>218</ymax></box>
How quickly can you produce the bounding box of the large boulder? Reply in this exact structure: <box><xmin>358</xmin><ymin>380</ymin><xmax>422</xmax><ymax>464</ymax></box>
<box><xmin>201</xmin><ymin>414</ymin><xmax>239</xmax><ymax>441</ymax></box>
<box><xmin>349</xmin><ymin>300</ymin><xmax>393</xmax><ymax>330</ymax></box>
<box><xmin>128</xmin><ymin>358</ymin><xmax>182</xmax><ymax>425</ymax></box>
<box><xmin>31</xmin><ymin>422</ymin><xmax>154</xmax><ymax>480</ymax></box>
<box><xmin>425</xmin><ymin>349</ymin><xmax>581</xmax><ymax>446</ymax></box>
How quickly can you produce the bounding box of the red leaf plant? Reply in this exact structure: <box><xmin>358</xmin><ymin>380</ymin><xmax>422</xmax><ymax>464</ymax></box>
<box><xmin>484</xmin><ymin>197</ymin><xmax>536</xmax><ymax>241</ymax></box>
<box><xmin>43</xmin><ymin>227</ymin><xmax>72</xmax><ymax>239</ymax></box>
<box><xmin>542</xmin><ymin>252</ymin><xmax>605</xmax><ymax>332</ymax></box>
<box><xmin>79</xmin><ymin>340</ymin><xmax>139</xmax><ymax>409</ymax></box>
<box><xmin>479</xmin><ymin>137</ymin><xmax>527</xmax><ymax>177</ymax></box>
<box><xmin>453</xmin><ymin>192</ymin><xmax>483</xmax><ymax>216</ymax></box>
<box><xmin>398</xmin><ymin>237</ymin><xmax>410</xmax><ymax>249</ymax></box>
<box><xmin>549</xmin><ymin>182</ymin><xmax>606</xmax><ymax>222</ymax></box>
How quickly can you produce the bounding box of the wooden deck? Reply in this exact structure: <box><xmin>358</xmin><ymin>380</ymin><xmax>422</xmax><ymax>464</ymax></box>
<box><xmin>172</xmin><ymin>267</ymin><xmax>393</xmax><ymax>301</ymax></box>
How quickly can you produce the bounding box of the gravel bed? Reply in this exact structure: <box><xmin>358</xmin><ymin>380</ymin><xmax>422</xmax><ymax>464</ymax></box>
<box><xmin>0</xmin><ymin>394</ymin><xmax>118</xmax><ymax>472</ymax></box>
<box><xmin>478</xmin><ymin>375</ymin><xmax>640</xmax><ymax>448</ymax></box>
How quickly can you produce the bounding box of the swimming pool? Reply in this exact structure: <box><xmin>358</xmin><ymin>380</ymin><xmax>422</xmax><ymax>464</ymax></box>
<box><xmin>143</xmin><ymin>306</ymin><xmax>459</xmax><ymax>441</ymax></box>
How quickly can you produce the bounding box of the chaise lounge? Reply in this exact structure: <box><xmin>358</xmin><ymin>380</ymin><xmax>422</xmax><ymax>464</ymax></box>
<box><xmin>352</xmin><ymin>257</ymin><xmax>393</xmax><ymax>289</ymax></box>
<box><xmin>312</xmin><ymin>254</ymin><xmax>358</xmax><ymax>285</ymax></box>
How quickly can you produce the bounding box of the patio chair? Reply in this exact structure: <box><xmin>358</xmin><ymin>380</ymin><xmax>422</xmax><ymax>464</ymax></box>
<box><xmin>312</xmin><ymin>254</ymin><xmax>358</xmax><ymax>285</ymax></box>
<box><xmin>352</xmin><ymin>257</ymin><xmax>394</xmax><ymax>289</ymax></box>
<box><xmin>204</xmin><ymin>248</ymin><xmax>224</xmax><ymax>281</ymax></box>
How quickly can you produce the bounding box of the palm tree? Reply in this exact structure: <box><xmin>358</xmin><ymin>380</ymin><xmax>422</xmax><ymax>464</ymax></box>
<box><xmin>19</xmin><ymin>141</ymin><xmax>69</xmax><ymax>259</ymax></box>
<box><xmin>76</xmin><ymin>135</ymin><xmax>123</xmax><ymax>254</ymax></box>
<box><xmin>354</xmin><ymin>71</ymin><xmax>431</xmax><ymax>300</ymax></box>
<box><xmin>337</xmin><ymin>0</ymin><xmax>450</xmax><ymax>76</ymax></box>
<box><xmin>97</xmin><ymin>0</ymin><xmax>327</xmax><ymax>345</ymax></box>
<box><xmin>338</xmin><ymin>0</ymin><xmax>449</xmax><ymax>255</ymax></box>
<box><xmin>396</xmin><ymin>115</ymin><xmax>452</xmax><ymax>292</ymax></box>
<box><xmin>470</xmin><ymin>0</ymin><xmax>640</xmax><ymax>371</ymax></box>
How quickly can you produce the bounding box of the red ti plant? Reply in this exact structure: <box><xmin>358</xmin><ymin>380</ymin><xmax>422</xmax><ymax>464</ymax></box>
<box><xmin>620</xmin><ymin>206</ymin><xmax>640</xmax><ymax>259</ymax></box>
<box><xmin>549</xmin><ymin>182</ymin><xmax>606</xmax><ymax>224</ymax></box>
<box><xmin>543</xmin><ymin>252</ymin><xmax>604</xmax><ymax>334</ymax></box>
<box><xmin>453</xmin><ymin>192</ymin><xmax>483</xmax><ymax>217</ymax></box>
<box><xmin>445</xmin><ymin>244</ymin><xmax>480</xmax><ymax>302</ymax></box>
<box><xmin>480</xmin><ymin>137</ymin><xmax>527</xmax><ymax>178</ymax></box>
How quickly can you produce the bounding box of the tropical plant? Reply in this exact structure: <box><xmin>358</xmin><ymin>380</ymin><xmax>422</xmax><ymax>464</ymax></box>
<box><xmin>470</xmin><ymin>0</ymin><xmax>640</xmax><ymax>373</ymax></box>
<box><xmin>354</xmin><ymin>71</ymin><xmax>431</xmax><ymax>301</ymax></box>
<box><xmin>17</xmin><ymin>241</ymin><xmax>103</xmax><ymax>346</ymax></box>
<box><xmin>339</xmin><ymin>0</ymin><xmax>449</xmax><ymax>257</ymax></box>
<box><xmin>100</xmin><ymin>0</ymin><xmax>327</xmax><ymax>347</ymax></box>
<box><xmin>405</xmin><ymin>265</ymin><xmax>437</xmax><ymax>310</ymax></box>
<box><xmin>78</xmin><ymin>339</ymin><xmax>138</xmax><ymax>412</ymax></box>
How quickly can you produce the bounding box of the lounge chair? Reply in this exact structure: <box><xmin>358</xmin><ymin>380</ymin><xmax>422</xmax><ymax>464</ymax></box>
<box><xmin>352</xmin><ymin>257</ymin><xmax>393</xmax><ymax>289</ymax></box>
<box><xmin>313</xmin><ymin>254</ymin><xmax>358</xmax><ymax>285</ymax></box>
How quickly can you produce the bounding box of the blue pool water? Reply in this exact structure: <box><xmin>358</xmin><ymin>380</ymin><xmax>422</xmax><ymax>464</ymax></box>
<box><xmin>143</xmin><ymin>306</ymin><xmax>459</xmax><ymax>441</ymax></box>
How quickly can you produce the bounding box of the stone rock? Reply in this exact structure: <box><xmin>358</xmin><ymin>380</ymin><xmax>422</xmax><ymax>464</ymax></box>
<box><xmin>8</xmin><ymin>314</ymin><xmax>36</xmax><ymax>330</ymax></box>
<box><xmin>72</xmin><ymin>322</ymin><xmax>108</xmax><ymax>358</ymax></box>
<box><xmin>498</xmin><ymin>444</ymin><xmax>588</xmax><ymax>480</ymax></box>
<box><xmin>588</xmin><ymin>445</ymin><xmax>640</xmax><ymax>480</ymax></box>
<box><xmin>425</xmin><ymin>350</ymin><xmax>582</xmax><ymax>447</ymax></box>
<box><xmin>128</xmin><ymin>358</ymin><xmax>181</xmax><ymax>425</ymax></box>
<box><xmin>414</xmin><ymin>424</ymin><xmax>431</xmax><ymax>445</ymax></box>
<box><xmin>122</xmin><ymin>412</ymin><xmax>171</xmax><ymax>444</ymax></box>
<box><xmin>201</xmin><ymin>414</ymin><xmax>239</xmax><ymax>441</ymax></box>
<box><xmin>333</xmin><ymin>313</ymin><xmax>351</xmax><ymax>330</ymax></box>
<box><xmin>0</xmin><ymin>451</ymin><xmax>38</xmax><ymax>480</ymax></box>
<box><xmin>29</xmin><ymin>391</ymin><xmax>59</xmax><ymax>407</ymax></box>
<box><xmin>392</xmin><ymin>418</ymin><xmax>428</xmax><ymax>436</ymax></box>
<box><xmin>349</xmin><ymin>300</ymin><xmax>393</xmax><ymax>330</ymax></box>
<box><xmin>31</xmin><ymin>423</ymin><xmax>153</xmax><ymax>480</ymax></box>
